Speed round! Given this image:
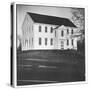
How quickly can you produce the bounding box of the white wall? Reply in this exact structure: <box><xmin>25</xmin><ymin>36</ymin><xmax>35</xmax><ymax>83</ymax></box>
<box><xmin>21</xmin><ymin>13</ymin><xmax>34</xmax><ymax>50</ymax></box>
<box><xmin>33</xmin><ymin>23</ymin><xmax>56</xmax><ymax>49</ymax></box>
<box><xmin>22</xmin><ymin>21</ymin><xmax>78</xmax><ymax>50</ymax></box>
<box><xmin>56</xmin><ymin>25</ymin><xmax>78</xmax><ymax>50</ymax></box>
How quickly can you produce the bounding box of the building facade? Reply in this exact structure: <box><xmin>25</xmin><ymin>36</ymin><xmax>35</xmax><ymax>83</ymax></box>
<box><xmin>21</xmin><ymin>12</ymin><xmax>78</xmax><ymax>51</ymax></box>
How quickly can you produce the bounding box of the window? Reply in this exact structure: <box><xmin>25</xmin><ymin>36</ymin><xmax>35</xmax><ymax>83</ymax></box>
<box><xmin>45</xmin><ymin>26</ymin><xmax>47</xmax><ymax>32</ymax></box>
<box><xmin>25</xmin><ymin>39</ymin><xmax>28</xmax><ymax>46</ymax></box>
<box><xmin>71</xmin><ymin>29</ymin><xmax>73</xmax><ymax>34</ymax></box>
<box><xmin>61</xmin><ymin>30</ymin><xmax>64</xmax><ymax>37</ymax></box>
<box><xmin>32</xmin><ymin>25</ymin><xmax>33</xmax><ymax>32</ymax></box>
<box><xmin>39</xmin><ymin>26</ymin><xmax>41</xmax><ymax>32</ymax></box>
<box><xmin>67</xmin><ymin>29</ymin><xmax>69</xmax><ymax>34</ymax></box>
<box><xmin>39</xmin><ymin>38</ymin><xmax>41</xmax><ymax>45</ymax></box>
<box><xmin>45</xmin><ymin>38</ymin><xmax>47</xmax><ymax>45</ymax></box>
<box><xmin>29</xmin><ymin>38</ymin><xmax>30</xmax><ymax>45</ymax></box>
<box><xmin>51</xmin><ymin>27</ymin><xmax>53</xmax><ymax>33</ymax></box>
<box><xmin>55</xmin><ymin>31</ymin><xmax>56</xmax><ymax>37</ymax></box>
<box><xmin>67</xmin><ymin>39</ymin><xmax>69</xmax><ymax>46</ymax></box>
<box><xmin>29</xmin><ymin>26</ymin><xmax>31</xmax><ymax>33</ymax></box>
<box><xmin>72</xmin><ymin>39</ymin><xmax>73</xmax><ymax>46</ymax></box>
<box><xmin>32</xmin><ymin>38</ymin><xmax>33</xmax><ymax>45</ymax></box>
<box><xmin>23</xmin><ymin>40</ymin><xmax>24</xmax><ymax>46</ymax></box>
<box><xmin>51</xmin><ymin>38</ymin><xmax>53</xmax><ymax>45</ymax></box>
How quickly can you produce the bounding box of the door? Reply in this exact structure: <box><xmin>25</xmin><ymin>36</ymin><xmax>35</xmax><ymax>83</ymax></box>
<box><xmin>60</xmin><ymin>40</ymin><xmax>64</xmax><ymax>49</ymax></box>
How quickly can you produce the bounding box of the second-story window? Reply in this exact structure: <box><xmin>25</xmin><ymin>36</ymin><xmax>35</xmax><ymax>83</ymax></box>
<box><xmin>39</xmin><ymin>26</ymin><xmax>41</xmax><ymax>32</ymax></box>
<box><xmin>45</xmin><ymin>26</ymin><xmax>47</xmax><ymax>32</ymax></box>
<box><xmin>51</xmin><ymin>27</ymin><xmax>53</xmax><ymax>33</ymax></box>
<box><xmin>39</xmin><ymin>37</ymin><xmax>41</xmax><ymax>45</ymax></box>
<box><xmin>61</xmin><ymin>30</ymin><xmax>64</xmax><ymax>37</ymax></box>
<box><xmin>67</xmin><ymin>29</ymin><xmax>69</xmax><ymax>34</ymax></box>
<box><xmin>71</xmin><ymin>29</ymin><xmax>73</xmax><ymax>34</ymax></box>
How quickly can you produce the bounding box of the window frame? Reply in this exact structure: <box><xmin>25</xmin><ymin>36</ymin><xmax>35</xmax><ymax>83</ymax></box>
<box><xmin>51</xmin><ymin>27</ymin><xmax>53</xmax><ymax>33</ymax></box>
<box><xmin>45</xmin><ymin>38</ymin><xmax>47</xmax><ymax>45</ymax></box>
<box><xmin>55</xmin><ymin>30</ymin><xmax>56</xmax><ymax>37</ymax></box>
<box><xmin>45</xmin><ymin>26</ymin><xmax>47</xmax><ymax>33</ymax></box>
<box><xmin>61</xmin><ymin>30</ymin><xmax>64</xmax><ymax>37</ymax></box>
<box><xmin>71</xmin><ymin>29</ymin><xmax>74</xmax><ymax>34</ymax></box>
<box><xmin>39</xmin><ymin>37</ymin><xmax>41</xmax><ymax>45</ymax></box>
<box><xmin>67</xmin><ymin>29</ymin><xmax>69</xmax><ymax>34</ymax></box>
<box><xmin>51</xmin><ymin>38</ymin><xmax>53</xmax><ymax>45</ymax></box>
<box><xmin>72</xmin><ymin>39</ymin><xmax>73</xmax><ymax>46</ymax></box>
<box><xmin>32</xmin><ymin>38</ymin><xmax>33</xmax><ymax>45</ymax></box>
<box><xmin>67</xmin><ymin>39</ymin><xmax>69</xmax><ymax>46</ymax></box>
<box><xmin>39</xmin><ymin>26</ymin><xmax>41</xmax><ymax>32</ymax></box>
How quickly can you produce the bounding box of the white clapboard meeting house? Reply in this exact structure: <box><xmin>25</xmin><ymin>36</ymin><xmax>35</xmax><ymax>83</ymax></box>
<box><xmin>21</xmin><ymin>12</ymin><xmax>78</xmax><ymax>51</ymax></box>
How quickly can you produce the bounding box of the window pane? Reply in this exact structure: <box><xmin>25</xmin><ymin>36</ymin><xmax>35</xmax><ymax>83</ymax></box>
<box><xmin>67</xmin><ymin>39</ymin><xmax>69</xmax><ymax>46</ymax></box>
<box><xmin>32</xmin><ymin>25</ymin><xmax>33</xmax><ymax>32</ymax></box>
<box><xmin>45</xmin><ymin>26</ymin><xmax>47</xmax><ymax>32</ymax></box>
<box><xmin>72</xmin><ymin>39</ymin><xmax>73</xmax><ymax>46</ymax></box>
<box><xmin>29</xmin><ymin>38</ymin><xmax>30</xmax><ymax>45</ymax></box>
<box><xmin>51</xmin><ymin>38</ymin><xmax>53</xmax><ymax>45</ymax></box>
<box><xmin>67</xmin><ymin>29</ymin><xmax>69</xmax><ymax>34</ymax></box>
<box><xmin>55</xmin><ymin>31</ymin><xmax>56</xmax><ymax>37</ymax></box>
<box><xmin>39</xmin><ymin>26</ymin><xmax>41</xmax><ymax>32</ymax></box>
<box><xmin>25</xmin><ymin>39</ymin><xmax>28</xmax><ymax>46</ymax></box>
<box><xmin>71</xmin><ymin>29</ymin><xmax>73</xmax><ymax>34</ymax></box>
<box><xmin>51</xmin><ymin>27</ymin><xmax>53</xmax><ymax>33</ymax></box>
<box><xmin>61</xmin><ymin>30</ymin><xmax>64</xmax><ymax>37</ymax></box>
<box><xmin>32</xmin><ymin>38</ymin><xmax>33</xmax><ymax>45</ymax></box>
<box><xmin>39</xmin><ymin>38</ymin><xmax>41</xmax><ymax>45</ymax></box>
<box><xmin>45</xmin><ymin>38</ymin><xmax>47</xmax><ymax>45</ymax></box>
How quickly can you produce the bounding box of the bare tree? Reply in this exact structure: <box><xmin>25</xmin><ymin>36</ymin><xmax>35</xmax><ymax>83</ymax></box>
<box><xmin>71</xmin><ymin>8</ymin><xmax>85</xmax><ymax>42</ymax></box>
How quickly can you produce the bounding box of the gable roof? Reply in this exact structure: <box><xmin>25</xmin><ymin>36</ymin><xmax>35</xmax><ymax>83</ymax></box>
<box><xmin>27</xmin><ymin>12</ymin><xmax>76</xmax><ymax>27</ymax></box>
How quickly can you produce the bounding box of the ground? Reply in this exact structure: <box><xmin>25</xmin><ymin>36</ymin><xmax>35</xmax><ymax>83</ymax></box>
<box><xmin>17</xmin><ymin>50</ymin><xmax>85</xmax><ymax>86</ymax></box>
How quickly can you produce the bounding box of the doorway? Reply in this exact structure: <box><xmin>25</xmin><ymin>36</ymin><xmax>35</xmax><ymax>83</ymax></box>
<box><xmin>61</xmin><ymin>40</ymin><xmax>64</xmax><ymax>50</ymax></box>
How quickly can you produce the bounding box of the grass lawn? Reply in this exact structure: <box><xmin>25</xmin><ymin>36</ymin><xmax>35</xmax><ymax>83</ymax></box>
<box><xmin>17</xmin><ymin>50</ymin><xmax>85</xmax><ymax>86</ymax></box>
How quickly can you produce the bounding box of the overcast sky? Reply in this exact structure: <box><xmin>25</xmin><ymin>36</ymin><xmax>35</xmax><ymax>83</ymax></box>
<box><xmin>17</xmin><ymin>4</ymin><xmax>74</xmax><ymax>36</ymax></box>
